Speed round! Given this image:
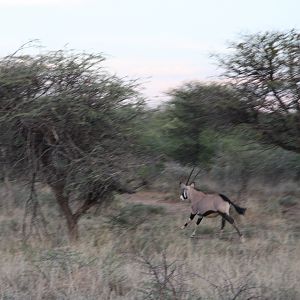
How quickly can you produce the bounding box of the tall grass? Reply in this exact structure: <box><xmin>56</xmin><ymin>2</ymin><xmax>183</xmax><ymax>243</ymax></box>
<box><xmin>0</xmin><ymin>181</ymin><xmax>299</xmax><ymax>299</ymax></box>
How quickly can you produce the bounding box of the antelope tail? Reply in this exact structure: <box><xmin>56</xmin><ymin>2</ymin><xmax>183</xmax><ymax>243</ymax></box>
<box><xmin>219</xmin><ymin>194</ymin><xmax>247</xmax><ymax>215</ymax></box>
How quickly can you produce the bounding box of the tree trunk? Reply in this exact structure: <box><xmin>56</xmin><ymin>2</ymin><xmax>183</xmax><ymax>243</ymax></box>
<box><xmin>2</xmin><ymin>152</ymin><xmax>16</xmax><ymax>210</ymax></box>
<box><xmin>51</xmin><ymin>184</ymin><xmax>79</xmax><ymax>242</ymax></box>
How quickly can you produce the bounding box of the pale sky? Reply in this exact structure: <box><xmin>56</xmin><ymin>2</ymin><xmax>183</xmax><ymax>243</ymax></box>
<box><xmin>0</xmin><ymin>0</ymin><xmax>299</xmax><ymax>106</ymax></box>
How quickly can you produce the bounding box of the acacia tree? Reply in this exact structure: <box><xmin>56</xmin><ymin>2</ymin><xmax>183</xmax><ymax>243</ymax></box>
<box><xmin>0</xmin><ymin>48</ymin><xmax>145</xmax><ymax>241</ymax></box>
<box><xmin>218</xmin><ymin>30</ymin><xmax>300</xmax><ymax>153</ymax></box>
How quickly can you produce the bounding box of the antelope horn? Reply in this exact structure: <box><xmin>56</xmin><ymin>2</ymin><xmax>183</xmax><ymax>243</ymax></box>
<box><xmin>191</xmin><ymin>169</ymin><xmax>201</xmax><ymax>183</ymax></box>
<box><xmin>186</xmin><ymin>167</ymin><xmax>195</xmax><ymax>185</ymax></box>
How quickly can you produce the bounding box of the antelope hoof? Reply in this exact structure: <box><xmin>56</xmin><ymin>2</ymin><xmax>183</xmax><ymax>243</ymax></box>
<box><xmin>240</xmin><ymin>236</ymin><xmax>245</xmax><ymax>243</ymax></box>
<box><xmin>181</xmin><ymin>225</ymin><xmax>186</xmax><ymax>230</ymax></box>
<box><xmin>190</xmin><ymin>232</ymin><xmax>196</xmax><ymax>238</ymax></box>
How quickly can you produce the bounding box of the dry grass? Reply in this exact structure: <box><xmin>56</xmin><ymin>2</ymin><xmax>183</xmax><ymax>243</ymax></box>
<box><xmin>0</xmin><ymin>182</ymin><xmax>299</xmax><ymax>299</ymax></box>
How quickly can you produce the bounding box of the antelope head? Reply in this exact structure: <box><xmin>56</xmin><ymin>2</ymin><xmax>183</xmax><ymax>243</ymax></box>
<box><xmin>180</xmin><ymin>182</ymin><xmax>195</xmax><ymax>201</ymax></box>
<box><xmin>179</xmin><ymin>167</ymin><xmax>200</xmax><ymax>201</ymax></box>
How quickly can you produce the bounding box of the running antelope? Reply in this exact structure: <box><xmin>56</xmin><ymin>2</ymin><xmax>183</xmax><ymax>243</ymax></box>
<box><xmin>180</xmin><ymin>169</ymin><xmax>246</xmax><ymax>239</ymax></box>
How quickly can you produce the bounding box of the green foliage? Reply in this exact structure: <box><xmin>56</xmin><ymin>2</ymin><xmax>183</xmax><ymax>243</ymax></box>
<box><xmin>197</xmin><ymin>129</ymin><xmax>219</xmax><ymax>166</ymax></box>
<box><xmin>217</xmin><ymin>30</ymin><xmax>300</xmax><ymax>154</ymax></box>
<box><xmin>0</xmin><ymin>46</ymin><xmax>148</xmax><ymax>240</ymax></box>
<box><xmin>153</xmin><ymin>74</ymin><xmax>300</xmax><ymax>183</ymax></box>
<box><xmin>135</xmin><ymin>109</ymin><xmax>168</xmax><ymax>154</ymax></box>
<box><xmin>157</xmin><ymin>82</ymin><xmax>237</xmax><ymax>165</ymax></box>
<box><xmin>0</xmin><ymin>48</ymin><xmax>144</xmax><ymax>185</ymax></box>
<box><xmin>210</xmin><ymin>129</ymin><xmax>300</xmax><ymax>190</ymax></box>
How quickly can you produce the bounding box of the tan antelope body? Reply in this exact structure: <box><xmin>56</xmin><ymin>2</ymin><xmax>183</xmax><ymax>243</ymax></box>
<box><xmin>186</xmin><ymin>187</ymin><xmax>229</xmax><ymax>217</ymax></box>
<box><xmin>180</xmin><ymin>169</ymin><xmax>246</xmax><ymax>239</ymax></box>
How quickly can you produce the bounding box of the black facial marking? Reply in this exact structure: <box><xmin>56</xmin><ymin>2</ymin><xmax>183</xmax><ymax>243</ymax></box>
<box><xmin>181</xmin><ymin>189</ymin><xmax>188</xmax><ymax>199</ymax></box>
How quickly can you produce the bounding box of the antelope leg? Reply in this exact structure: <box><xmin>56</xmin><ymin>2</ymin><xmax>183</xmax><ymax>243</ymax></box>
<box><xmin>220</xmin><ymin>218</ymin><xmax>226</xmax><ymax>231</ymax></box>
<box><xmin>181</xmin><ymin>213</ymin><xmax>196</xmax><ymax>229</ymax></box>
<box><xmin>219</xmin><ymin>212</ymin><xmax>243</xmax><ymax>237</ymax></box>
<box><xmin>191</xmin><ymin>216</ymin><xmax>203</xmax><ymax>237</ymax></box>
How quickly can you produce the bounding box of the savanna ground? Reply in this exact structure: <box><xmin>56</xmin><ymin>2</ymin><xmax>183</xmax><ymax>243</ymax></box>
<box><xmin>0</xmin><ymin>175</ymin><xmax>299</xmax><ymax>300</ymax></box>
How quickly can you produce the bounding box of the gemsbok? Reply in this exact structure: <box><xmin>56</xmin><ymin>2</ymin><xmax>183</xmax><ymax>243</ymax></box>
<box><xmin>180</xmin><ymin>168</ymin><xmax>246</xmax><ymax>240</ymax></box>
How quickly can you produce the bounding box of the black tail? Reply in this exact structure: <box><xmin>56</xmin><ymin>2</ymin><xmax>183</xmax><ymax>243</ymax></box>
<box><xmin>219</xmin><ymin>194</ymin><xmax>247</xmax><ymax>215</ymax></box>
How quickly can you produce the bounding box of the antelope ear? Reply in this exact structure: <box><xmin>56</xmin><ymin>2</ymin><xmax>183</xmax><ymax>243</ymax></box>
<box><xmin>190</xmin><ymin>182</ymin><xmax>195</xmax><ymax>188</ymax></box>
